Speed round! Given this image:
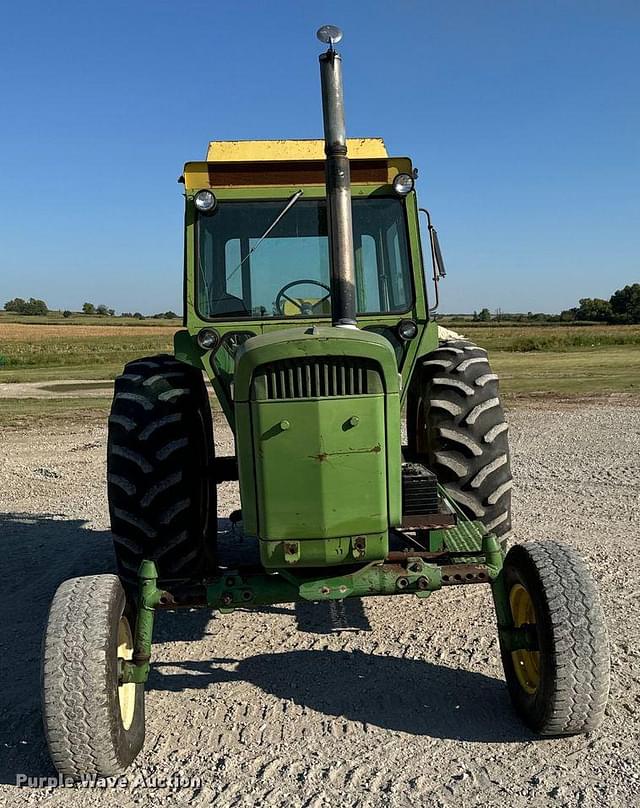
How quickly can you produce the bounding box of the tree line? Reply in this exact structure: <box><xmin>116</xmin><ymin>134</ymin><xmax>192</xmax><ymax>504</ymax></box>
<box><xmin>5</xmin><ymin>283</ymin><xmax>639</xmax><ymax>324</ymax></box>
<box><xmin>3</xmin><ymin>298</ymin><xmax>179</xmax><ymax>320</ymax></box>
<box><xmin>565</xmin><ymin>283</ymin><xmax>640</xmax><ymax>324</ymax></box>
<box><xmin>471</xmin><ymin>283</ymin><xmax>640</xmax><ymax>324</ymax></box>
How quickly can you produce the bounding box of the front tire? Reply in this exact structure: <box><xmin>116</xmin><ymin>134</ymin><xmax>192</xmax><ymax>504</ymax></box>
<box><xmin>407</xmin><ymin>339</ymin><xmax>512</xmax><ymax>538</ymax></box>
<box><xmin>41</xmin><ymin>575</ymin><xmax>145</xmax><ymax>777</ymax></box>
<box><xmin>500</xmin><ymin>541</ymin><xmax>610</xmax><ymax>735</ymax></box>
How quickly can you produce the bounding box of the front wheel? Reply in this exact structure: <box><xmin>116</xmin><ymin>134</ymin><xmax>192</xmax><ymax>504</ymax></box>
<box><xmin>500</xmin><ymin>541</ymin><xmax>610</xmax><ymax>735</ymax></box>
<box><xmin>41</xmin><ymin>575</ymin><xmax>145</xmax><ymax>777</ymax></box>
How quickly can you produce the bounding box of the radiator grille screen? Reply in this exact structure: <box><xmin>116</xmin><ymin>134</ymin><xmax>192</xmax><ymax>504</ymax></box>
<box><xmin>252</xmin><ymin>357</ymin><xmax>383</xmax><ymax>400</ymax></box>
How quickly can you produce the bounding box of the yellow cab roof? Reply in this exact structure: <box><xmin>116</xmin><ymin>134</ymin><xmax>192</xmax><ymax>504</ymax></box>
<box><xmin>182</xmin><ymin>138</ymin><xmax>412</xmax><ymax>190</ymax></box>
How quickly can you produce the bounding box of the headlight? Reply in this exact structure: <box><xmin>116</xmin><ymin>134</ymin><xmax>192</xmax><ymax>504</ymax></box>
<box><xmin>397</xmin><ymin>319</ymin><xmax>418</xmax><ymax>341</ymax></box>
<box><xmin>196</xmin><ymin>328</ymin><xmax>220</xmax><ymax>351</ymax></box>
<box><xmin>392</xmin><ymin>173</ymin><xmax>415</xmax><ymax>196</ymax></box>
<box><xmin>194</xmin><ymin>190</ymin><xmax>217</xmax><ymax>213</ymax></box>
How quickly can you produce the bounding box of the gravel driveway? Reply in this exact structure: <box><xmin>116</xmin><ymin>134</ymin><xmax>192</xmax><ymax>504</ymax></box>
<box><xmin>0</xmin><ymin>404</ymin><xmax>638</xmax><ymax>807</ymax></box>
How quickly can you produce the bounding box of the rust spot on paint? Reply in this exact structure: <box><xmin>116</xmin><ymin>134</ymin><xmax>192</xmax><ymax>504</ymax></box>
<box><xmin>309</xmin><ymin>444</ymin><xmax>381</xmax><ymax>462</ymax></box>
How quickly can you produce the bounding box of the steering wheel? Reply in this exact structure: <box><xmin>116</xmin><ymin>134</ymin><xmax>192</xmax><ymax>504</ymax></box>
<box><xmin>275</xmin><ymin>279</ymin><xmax>332</xmax><ymax>316</ymax></box>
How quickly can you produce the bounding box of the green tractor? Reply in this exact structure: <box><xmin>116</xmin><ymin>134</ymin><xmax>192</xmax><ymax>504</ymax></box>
<box><xmin>42</xmin><ymin>26</ymin><xmax>609</xmax><ymax>777</ymax></box>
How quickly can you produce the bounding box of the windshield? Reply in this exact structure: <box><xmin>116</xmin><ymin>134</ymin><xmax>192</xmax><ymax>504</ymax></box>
<box><xmin>197</xmin><ymin>197</ymin><xmax>413</xmax><ymax>319</ymax></box>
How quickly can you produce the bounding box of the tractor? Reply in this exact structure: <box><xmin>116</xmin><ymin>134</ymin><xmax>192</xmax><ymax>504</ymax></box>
<box><xmin>41</xmin><ymin>26</ymin><xmax>610</xmax><ymax>777</ymax></box>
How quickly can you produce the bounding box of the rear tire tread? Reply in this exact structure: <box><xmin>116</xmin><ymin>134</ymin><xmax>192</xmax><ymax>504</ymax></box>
<box><xmin>107</xmin><ymin>354</ymin><xmax>216</xmax><ymax>588</ymax></box>
<box><xmin>407</xmin><ymin>339</ymin><xmax>512</xmax><ymax>538</ymax></box>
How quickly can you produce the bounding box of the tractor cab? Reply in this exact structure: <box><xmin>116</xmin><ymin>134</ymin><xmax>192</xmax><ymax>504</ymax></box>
<box><xmin>177</xmin><ymin>138</ymin><xmax>440</xmax><ymax>424</ymax></box>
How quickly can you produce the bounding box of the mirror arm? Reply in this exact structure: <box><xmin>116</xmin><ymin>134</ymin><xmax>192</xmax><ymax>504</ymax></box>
<box><xmin>420</xmin><ymin>208</ymin><xmax>443</xmax><ymax>314</ymax></box>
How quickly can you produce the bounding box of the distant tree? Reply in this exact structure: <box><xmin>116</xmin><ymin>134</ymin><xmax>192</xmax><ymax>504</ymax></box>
<box><xmin>133</xmin><ymin>312</ymin><xmax>144</xmax><ymax>319</ymax></box>
<box><xmin>560</xmin><ymin>308</ymin><xmax>577</xmax><ymax>322</ymax></box>
<box><xmin>576</xmin><ymin>298</ymin><xmax>612</xmax><ymax>322</ymax></box>
<box><xmin>4</xmin><ymin>297</ymin><xmax>27</xmax><ymax>313</ymax></box>
<box><xmin>472</xmin><ymin>310</ymin><xmax>478</xmax><ymax>322</ymax></box>
<box><xmin>63</xmin><ymin>310</ymin><xmax>73</xmax><ymax>318</ymax></box>
<box><xmin>610</xmin><ymin>283</ymin><xmax>640</xmax><ymax>324</ymax></box>
<box><xmin>108</xmin><ymin>308</ymin><xmax>115</xmax><ymax>316</ymax></box>
<box><xmin>478</xmin><ymin>307</ymin><xmax>491</xmax><ymax>322</ymax></box>
<box><xmin>4</xmin><ymin>297</ymin><xmax>48</xmax><ymax>315</ymax></box>
<box><xmin>28</xmin><ymin>298</ymin><xmax>48</xmax><ymax>315</ymax></box>
<box><xmin>82</xmin><ymin>302</ymin><xmax>95</xmax><ymax>314</ymax></box>
<box><xmin>95</xmin><ymin>304</ymin><xmax>109</xmax><ymax>315</ymax></box>
<box><xmin>120</xmin><ymin>312</ymin><xmax>133</xmax><ymax>318</ymax></box>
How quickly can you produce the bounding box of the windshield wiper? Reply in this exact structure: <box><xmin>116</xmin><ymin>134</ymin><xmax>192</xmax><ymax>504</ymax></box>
<box><xmin>226</xmin><ymin>189</ymin><xmax>304</xmax><ymax>282</ymax></box>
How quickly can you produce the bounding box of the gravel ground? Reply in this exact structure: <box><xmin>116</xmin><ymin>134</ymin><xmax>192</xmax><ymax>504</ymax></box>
<box><xmin>0</xmin><ymin>404</ymin><xmax>639</xmax><ymax>807</ymax></box>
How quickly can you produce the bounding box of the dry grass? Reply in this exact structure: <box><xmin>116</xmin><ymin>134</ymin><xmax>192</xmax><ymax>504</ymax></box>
<box><xmin>0</xmin><ymin>323</ymin><xmax>177</xmax><ymax>340</ymax></box>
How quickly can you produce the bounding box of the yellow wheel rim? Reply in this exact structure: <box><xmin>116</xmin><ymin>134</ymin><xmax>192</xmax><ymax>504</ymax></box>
<box><xmin>509</xmin><ymin>583</ymin><xmax>540</xmax><ymax>695</ymax></box>
<box><xmin>117</xmin><ymin>616</ymin><xmax>136</xmax><ymax>730</ymax></box>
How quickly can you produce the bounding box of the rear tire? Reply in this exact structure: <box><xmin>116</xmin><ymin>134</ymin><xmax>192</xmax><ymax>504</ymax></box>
<box><xmin>407</xmin><ymin>339</ymin><xmax>512</xmax><ymax>539</ymax></box>
<box><xmin>107</xmin><ymin>354</ymin><xmax>216</xmax><ymax>589</ymax></box>
<box><xmin>42</xmin><ymin>575</ymin><xmax>145</xmax><ymax>777</ymax></box>
<box><xmin>500</xmin><ymin>541</ymin><xmax>610</xmax><ymax>735</ymax></box>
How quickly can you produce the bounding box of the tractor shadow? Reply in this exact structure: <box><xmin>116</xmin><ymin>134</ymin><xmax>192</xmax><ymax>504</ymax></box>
<box><xmin>0</xmin><ymin>513</ymin><xmax>121</xmax><ymax>782</ymax></box>
<box><xmin>0</xmin><ymin>512</ymin><xmax>530</xmax><ymax>784</ymax></box>
<box><xmin>148</xmin><ymin>650</ymin><xmax>531</xmax><ymax>743</ymax></box>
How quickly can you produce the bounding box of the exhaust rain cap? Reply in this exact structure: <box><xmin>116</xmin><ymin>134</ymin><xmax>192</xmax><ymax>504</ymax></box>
<box><xmin>316</xmin><ymin>25</ymin><xmax>343</xmax><ymax>50</ymax></box>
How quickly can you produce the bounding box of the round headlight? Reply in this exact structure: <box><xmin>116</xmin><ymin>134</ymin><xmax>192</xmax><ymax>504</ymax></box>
<box><xmin>392</xmin><ymin>173</ymin><xmax>415</xmax><ymax>196</ymax></box>
<box><xmin>196</xmin><ymin>328</ymin><xmax>220</xmax><ymax>351</ymax></box>
<box><xmin>194</xmin><ymin>190</ymin><xmax>217</xmax><ymax>213</ymax></box>
<box><xmin>397</xmin><ymin>319</ymin><xmax>418</xmax><ymax>341</ymax></box>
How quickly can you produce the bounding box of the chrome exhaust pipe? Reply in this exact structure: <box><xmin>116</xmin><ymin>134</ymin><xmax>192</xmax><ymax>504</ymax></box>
<box><xmin>318</xmin><ymin>27</ymin><xmax>357</xmax><ymax>328</ymax></box>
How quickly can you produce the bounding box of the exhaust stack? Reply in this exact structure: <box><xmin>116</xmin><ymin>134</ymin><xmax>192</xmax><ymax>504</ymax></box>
<box><xmin>317</xmin><ymin>26</ymin><xmax>357</xmax><ymax>328</ymax></box>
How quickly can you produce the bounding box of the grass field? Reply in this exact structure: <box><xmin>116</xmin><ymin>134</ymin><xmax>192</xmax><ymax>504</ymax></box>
<box><xmin>0</xmin><ymin>323</ymin><xmax>176</xmax><ymax>382</ymax></box>
<box><xmin>1</xmin><ymin>321</ymin><xmax>639</xmax><ymax>425</ymax></box>
<box><xmin>452</xmin><ymin>323</ymin><xmax>640</xmax><ymax>352</ymax></box>
<box><xmin>491</xmin><ymin>346</ymin><xmax>640</xmax><ymax>396</ymax></box>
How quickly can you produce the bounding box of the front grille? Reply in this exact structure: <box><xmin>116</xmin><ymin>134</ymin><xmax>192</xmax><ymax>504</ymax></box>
<box><xmin>252</xmin><ymin>357</ymin><xmax>382</xmax><ymax>400</ymax></box>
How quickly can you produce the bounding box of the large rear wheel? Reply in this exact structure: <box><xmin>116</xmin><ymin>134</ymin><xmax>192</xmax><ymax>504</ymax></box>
<box><xmin>407</xmin><ymin>338</ymin><xmax>512</xmax><ymax>539</ymax></box>
<box><xmin>107</xmin><ymin>354</ymin><xmax>216</xmax><ymax>589</ymax></box>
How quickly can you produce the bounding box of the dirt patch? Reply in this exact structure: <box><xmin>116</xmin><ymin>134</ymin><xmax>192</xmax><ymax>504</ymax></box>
<box><xmin>0</xmin><ymin>380</ymin><xmax>115</xmax><ymax>399</ymax></box>
<box><xmin>38</xmin><ymin>382</ymin><xmax>114</xmax><ymax>394</ymax></box>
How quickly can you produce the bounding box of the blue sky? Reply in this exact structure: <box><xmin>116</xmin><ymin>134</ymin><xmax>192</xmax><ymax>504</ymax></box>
<box><xmin>0</xmin><ymin>1</ymin><xmax>638</xmax><ymax>314</ymax></box>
